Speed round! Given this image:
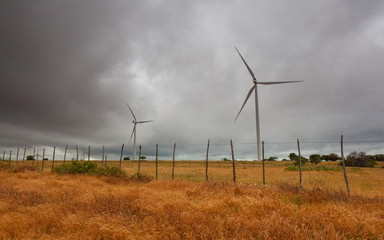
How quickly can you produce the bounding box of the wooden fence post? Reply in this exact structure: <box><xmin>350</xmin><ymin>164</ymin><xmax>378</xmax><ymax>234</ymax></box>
<box><xmin>33</xmin><ymin>147</ymin><xmax>36</xmax><ymax>167</ymax></box>
<box><xmin>297</xmin><ymin>139</ymin><xmax>302</xmax><ymax>189</ymax></box>
<box><xmin>262</xmin><ymin>141</ymin><xmax>265</xmax><ymax>185</ymax></box>
<box><xmin>64</xmin><ymin>145</ymin><xmax>68</xmax><ymax>163</ymax></box>
<box><xmin>138</xmin><ymin>145</ymin><xmax>141</xmax><ymax>173</ymax></box>
<box><xmin>341</xmin><ymin>135</ymin><xmax>350</xmax><ymax>197</ymax></box>
<box><xmin>206</xmin><ymin>139</ymin><xmax>210</xmax><ymax>182</ymax></box>
<box><xmin>119</xmin><ymin>144</ymin><xmax>124</xmax><ymax>168</ymax></box>
<box><xmin>76</xmin><ymin>145</ymin><xmax>79</xmax><ymax>161</ymax></box>
<box><xmin>8</xmin><ymin>150</ymin><xmax>11</xmax><ymax>166</ymax></box>
<box><xmin>230</xmin><ymin>139</ymin><xmax>236</xmax><ymax>184</ymax></box>
<box><xmin>52</xmin><ymin>146</ymin><xmax>56</xmax><ymax>171</ymax></box>
<box><xmin>88</xmin><ymin>146</ymin><xmax>90</xmax><ymax>161</ymax></box>
<box><xmin>2</xmin><ymin>150</ymin><xmax>5</xmax><ymax>161</ymax></box>
<box><xmin>16</xmin><ymin>147</ymin><xmax>19</xmax><ymax>164</ymax></box>
<box><xmin>42</xmin><ymin>149</ymin><xmax>45</xmax><ymax>171</ymax></box>
<box><xmin>172</xmin><ymin>143</ymin><xmax>176</xmax><ymax>180</ymax></box>
<box><xmin>156</xmin><ymin>144</ymin><xmax>158</xmax><ymax>179</ymax></box>
<box><xmin>23</xmin><ymin>147</ymin><xmax>26</xmax><ymax>162</ymax></box>
<box><xmin>102</xmin><ymin>145</ymin><xmax>105</xmax><ymax>166</ymax></box>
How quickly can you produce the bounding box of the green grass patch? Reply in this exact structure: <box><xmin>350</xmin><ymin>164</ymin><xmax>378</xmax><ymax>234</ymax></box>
<box><xmin>53</xmin><ymin>161</ymin><xmax>127</xmax><ymax>178</ymax></box>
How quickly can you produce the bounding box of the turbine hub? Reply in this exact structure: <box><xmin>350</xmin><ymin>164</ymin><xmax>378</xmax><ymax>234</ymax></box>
<box><xmin>253</xmin><ymin>79</ymin><xmax>257</xmax><ymax>84</ymax></box>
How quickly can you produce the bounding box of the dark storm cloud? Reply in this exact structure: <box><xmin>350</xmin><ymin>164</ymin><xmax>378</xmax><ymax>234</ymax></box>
<box><xmin>1</xmin><ymin>0</ymin><xmax>384</xmax><ymax>158</ymax></box>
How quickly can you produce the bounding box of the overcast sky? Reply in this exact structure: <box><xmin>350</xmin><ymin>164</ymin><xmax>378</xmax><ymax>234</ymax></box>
<box><xmin>1</xmin><ymin>1</ymin><xmax>384</xmax><ymax>159</ymax></box>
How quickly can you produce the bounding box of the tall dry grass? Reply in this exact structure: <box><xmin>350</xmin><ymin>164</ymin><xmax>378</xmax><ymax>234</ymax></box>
<box><xmin>0</xmin><ymin>168</ymin><xmax>383</xmax><ymax>239</ymax></box>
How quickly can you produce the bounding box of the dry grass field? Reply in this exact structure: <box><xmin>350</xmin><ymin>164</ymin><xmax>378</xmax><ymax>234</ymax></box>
<box><xmin>0</xmin><ymin>160</ymin><xmax>383</xmax><ymax>239</ymax></box>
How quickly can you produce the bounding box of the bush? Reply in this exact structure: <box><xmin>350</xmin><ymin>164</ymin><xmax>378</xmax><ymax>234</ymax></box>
<box><xmin>340</xmin><ymin>151</ymin><xmax>376</xmax><ymax>168</ymax></box>
<box><xmin>123</xmin><ymin>157</ymin><xmax>130</xmax><ymax>160</ymax></box>
<box><xmin>26</xmin><ymin>155</ymin><xmax>35</xmax><ymax>160</ymax></box>
<box><xmin>53</xmin><ymin>161</ymin><xmax>98</xmax><ymax>175</ymax></box>
<box><xmin>309</xmin><ymin>154</ymin><xmax>321</xmax><ymax>165</ymax></box>
<box><xmin>95</xmin><ymin>165</ymin><xmax>126</xmax><ymax>178</ymax></box>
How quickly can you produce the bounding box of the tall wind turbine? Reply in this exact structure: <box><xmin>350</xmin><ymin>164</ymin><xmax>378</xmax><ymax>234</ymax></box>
<box><xmin>126</xmin><ymin>104</ymin><xmax>154</xmax><ymax>161</ymax></box>
<box><xmin>234</xmin><ymin>47</ymin><xmax>302</xmax><ymax>161</ymax></box>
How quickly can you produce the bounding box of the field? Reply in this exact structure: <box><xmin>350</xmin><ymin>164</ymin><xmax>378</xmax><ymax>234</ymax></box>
<box><xmin>0</xmin><ymin>160</ymin><xmax>384</xmax><ymax>239</ymax></box>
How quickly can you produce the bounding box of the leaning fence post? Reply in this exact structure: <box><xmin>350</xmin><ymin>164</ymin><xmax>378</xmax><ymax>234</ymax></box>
<box><xmin>172</xmin><ymin>143</ymin><xmax>176</xmax><ymax>180</ymax></box>
<box><xmin>76</xmin><ymin>145</ymin><xmax>79</xmax><ymax>161</ymax></box>
<box><xmin>23</xmin><ymin>147</ymin><xmax>26</xmax><ymax>162</ymax></box>
<box><xmin>33</xmin><ymin>147</ymin><xmax>36</xmax><ymax>167</ymax></box>
<box><xmin>102</xmin><ymin>145</ymin><xmax>105</xmax><ymax>166</ymax></box>
<box><xmin>119</xmin><ymin>144</ymin><xmax>124</xmax><ymax>168</ymax></box>
<box><xmin>156</xmin><ymin>144</ymin><xmax>158</xmax><ymax>179</ymax></box>
<box><xmin>341</xmin><ymin>135</ymin><xmax>350</xmax><ymax>197</ymax></box>
<box><xmin>16</xmin><ymin>147</ymin><xmax>19</xmax><ymax>164</ymax></box>
<box><xmin>52</xmin><ymin>146</ymin><xmax>56</xmax><ymax>171</ymax></box>
<box><xmin>2</xmin><ymin>150</ymin><xmax>5</xmax><ymax>161</ymax></box>
<box><xmin>64</xmin><ymin>145</ymin><xmax>68</xmax><ymax>163</ymax></box>
<box><xmin>42</xmin><ymin>149</ymin><xmax>45</xmax><ymax>171</ymax></box>
<box><xmin>8</xmin><ymin>150</ymin><xmax>12</xmax><ymax>166</ymax></box>
<box><xmin>88</xmin><ymin>146</ymin><xmax>90</xmax><ymax>161</ymax></box>
<box><xmin>206</xmin><ymin>139</ymin><xmax>210</xmax><ymax>182</ymax></box>
<box><xmin>262</xmin><ymin>141</ymin><xmax>265</xmax><ymax>185</ymax></box>
<box><xmin>138</xmin><ymin>145</ymin><xmax>141</xmax><ymax>173</ymax></box>
<box><xmin>230</xmin><ymin>139</ymin><xmax>236</xmax><ymax>184</ymax></box>
<box><xmin>297</xmin><ymin>139</ymin><xmax>302</xmax><ymax>189</ymax></box>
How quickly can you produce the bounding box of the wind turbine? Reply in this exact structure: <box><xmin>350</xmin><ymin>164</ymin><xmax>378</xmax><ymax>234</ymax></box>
<box><xmin>126</xmin><ymin>104</ymin><xmax>154</xmax><ymax>161</ymax></box>
<box><xmin>234</xmin><ymin>47</ymin><xmax>302</xmax><ymax>161</ymax></box>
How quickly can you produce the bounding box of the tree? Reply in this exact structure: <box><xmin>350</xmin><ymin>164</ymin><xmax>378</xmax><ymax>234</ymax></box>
<box><xmin>26</xmin><ymin>155</ymin><xmax>35</xmax><ymax>160</ymax></box>
<box><xmin>321</xmin><ymin>153</ymin><xmax>340</xmax><ymax>161</ymax></box>
<box><xmin>289</xmin><ymin>153</ymin><xmax>297</xmax><ymax>161</ymax></box>
<box><xmin>266</xmin><ymin>156</ymin><xmax>277</xmax><ymax>161</ymax></box>
<box><xmin>140</xmin><ymin>155</ymin><xmax>146</xmax><ymax>160</ymax></box>
<box><xmin>309</xmin><ymin>154</ymin><xmax>321</xmax><ymax>165</ymax></box>
<box><xmin>342</xmin><ymin>151</ymin><xmax>376</xmax><ymax>168</ymax></box>
<box><xmin>123</xmin><ymin>157</ymin><xmax>130</xmax><ymax>160</ymax></box>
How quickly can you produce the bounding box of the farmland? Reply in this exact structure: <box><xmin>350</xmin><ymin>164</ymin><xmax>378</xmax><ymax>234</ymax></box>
<box><xmin>0</xmin><ymin>160</ymin><xmax>383</xmax><ymax>239</ymax></box>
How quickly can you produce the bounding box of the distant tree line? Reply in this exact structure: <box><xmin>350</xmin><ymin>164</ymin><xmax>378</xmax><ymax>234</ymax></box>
<box><xmin>284</xmin><ymin>151</ymin><xmax>382</xmax><ymax>168</ymax></box>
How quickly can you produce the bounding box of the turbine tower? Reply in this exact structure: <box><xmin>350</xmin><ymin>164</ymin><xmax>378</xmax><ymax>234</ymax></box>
<box><xmin>126</xmin><ymin>104</ymin><xmax>154</xmax><ymax>161</ymax></box>
<box><xmin>234</xmin><ymin>47</ymin><xmax>302</xmax><ymax>161</ymax></box>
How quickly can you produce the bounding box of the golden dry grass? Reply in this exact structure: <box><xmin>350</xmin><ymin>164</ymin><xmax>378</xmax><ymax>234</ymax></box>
<box><xmin>0</xmin><ymin>160</ymin><xmax>384</xmax><ymax>239</ymax></box>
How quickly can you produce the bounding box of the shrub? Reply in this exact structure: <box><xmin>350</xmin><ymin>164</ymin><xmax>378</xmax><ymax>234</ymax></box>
<box><xmin>123</xmin><ymin>157</ymin><xmax>130</xmax><ymax>160</ymax></box>
<box><xmin>309</xmin><ymin>154</ymin><xmax>321</xmax><ymax>165</ymax></box>
<box><xmin>95</xmin><ymin>165</ymin><xmax>127</xmax><ymax>178</ymax></box>
<box><xmin>26</xmin><ymin>155</ymin><xmax>35</xmax><ymax>160</ymax></box>
<box><xmin>340</xmin><ymin>151</ymin><xmax>376</xmax><ymax>168</ymax></box>
<box><xmin>53</xmin><ymin>161</ymin><xmax>98</xmax><ymax>175</ymax></box>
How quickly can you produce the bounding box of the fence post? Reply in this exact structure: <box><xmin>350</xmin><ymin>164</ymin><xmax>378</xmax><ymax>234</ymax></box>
<box><xmin>297</xmin><ymin>139</ymin><xmax>302</xmax><ymax>189</ymax></box>
<box><xmin>42</xmin><ymin>149</ymin><xmax>45</xmax><ymax>171</ymax></box>
<box><xmin>172</xmin><ymin>143</ymin><xmax>176</xmax><ymax>180</ymax></box>
<box><xmin>23</xmin><ymin>147</ymin><xmax>26</xmax><ymax>162</ymax></box>
<box><xmin>2</xmin><ymin>150</ymin><xmax>5</xmax><ymax>161</ymax></box>
<box><xmin>64</xmin><ymin>145</ymin><xmax>68</xmax><ymax>163</ymax></box>
<box><xmin>262</xmin><ymin>141</ymin><xmax>265</xmax><ymax>185</ymax></box>
<box><xmin>33</xmin><ymin>147</ymin><xmax>36</xmax><ymax>167</ymax></box>
<box><xmin>206</xmin><ymin>139</ymin><xmax>210</xmax><ymax>182</ymax></box>
<box><xmin>138</xmin><ymin>145</ymin><xmax>141</xmax><ymax>173</ymax></box>
<box><xmin>341</xmin><ymin>135</ymin><xmax>350</xmax><ymax>197</ymax></box>
<box><xmin>156</xmin><ymin>144</ymin><xmax>158</xmax><ymax>179</ymax></box>
<box><xmin>102</xmin><ymin>145</ymin><xmax>105</xmax><ymax>166</ymax></box>
<box><xmin>230</xmin><ymin>139</ymin><xmax>236</xmax><ymax>184</ymax></box>
<box><xmin>119</xmin><ymin>144</ymin><xmax>124</xmax><ymax>168</ymax></box>
<box><xmin>76</xmin><ymin>145</ymin><xmax>79</xmax><ymax>161</ymax></box>
<box><xmin>88</xmin><ymin>146</ymin><xmax>90</xmax><ymax>161</ymax></box>
<box><xmin>52</xmin><ymin>146</ymin><xmax>56</xmax><ymax>171</ymax></box>
<box><xmin>8</xmin><ymin>150</ymin><xmax>12</xmax><ymax>166</ymax></box>
<box><xmin>16</xmin><ymin>147</ymin><xmax>19</xmax><ymax>164</ymax></box>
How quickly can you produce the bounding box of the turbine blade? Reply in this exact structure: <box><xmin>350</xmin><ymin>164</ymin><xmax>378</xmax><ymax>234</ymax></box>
<box><xmin>126</xmin><ymin>103</ymin><xmax>137</xmax><ymax>121</ymax></box>
<box><xmin>129</xmin><ymin>124</ymin><xmax>136</xmax><ymax>144</ymax></box>
<box><xmin>235</xmin><ymin>85</ymin><xmax>256</xmax><ymax>121</ymax></box>
<box><xmin>258</xmin><ymin>80</ymin><xmax>303</xmax><ymax>85</ymax></box>
<box><xmin>137</xmin><ymin>120</ymin><xmax>154</xmax><ymax>124</ymax></box>
<box><xmin>235</xmin><ymin>47</ymin><xmax>256</xmax><ymax>81</ymax></box>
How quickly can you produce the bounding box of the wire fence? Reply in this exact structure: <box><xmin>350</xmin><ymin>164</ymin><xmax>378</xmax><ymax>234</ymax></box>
<box><xmin>1</xmin><ymin>139</ymin><xmax>384</xmax><ymax>161</ymax></box>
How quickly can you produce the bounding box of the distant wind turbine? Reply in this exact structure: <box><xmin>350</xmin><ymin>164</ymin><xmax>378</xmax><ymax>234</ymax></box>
<box><xmin>126</xmin><ymin>104</ymin><xmax>154</xmax><ymax>161</ymax></box>
<box><xmin>234</xmin><ymin>47</ymin><xmax>302</xmax><ymax>161</ymax></box>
